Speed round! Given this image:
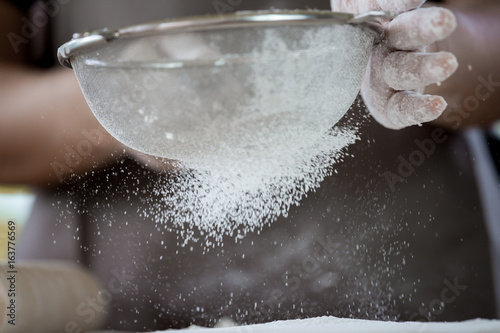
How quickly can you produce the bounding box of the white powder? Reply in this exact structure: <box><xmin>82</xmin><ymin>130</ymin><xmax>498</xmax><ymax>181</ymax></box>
<box><xmin>153</xmin><ymin>317</ymin><xmax>500</xmax><ymax>333</ymax></box>
<box><xmin>147</xmin><ymin>126</ymin><xmax>358</xmax><ymax>247</ymax></box>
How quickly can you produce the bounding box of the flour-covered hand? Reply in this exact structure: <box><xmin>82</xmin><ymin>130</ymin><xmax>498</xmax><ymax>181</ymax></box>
<box><xmin>331</xmin><ymin>0</ymin><xmax>458</xmax><ymax>129</ymax></box>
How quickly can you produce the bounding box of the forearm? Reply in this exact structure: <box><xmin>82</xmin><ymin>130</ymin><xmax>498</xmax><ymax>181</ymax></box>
<box><xmin>0</xmin><ymin>64</ymin><xmax>124</xmax><ymax>185</ymax></box>
<box><xmin>426</xmin><ymin>0</ymin><xmax>500</xmax><ymax>129</ymax></box>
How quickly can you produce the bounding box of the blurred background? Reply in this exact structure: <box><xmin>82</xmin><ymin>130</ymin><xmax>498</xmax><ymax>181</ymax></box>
<box><xmin>0</xmin><ymin>186</ymin><xmax>34</xmax><ymax>259</ymax></box>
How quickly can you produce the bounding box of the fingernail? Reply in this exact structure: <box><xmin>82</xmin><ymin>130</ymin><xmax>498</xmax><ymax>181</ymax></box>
<box><xmin>426</xmin><ymin>95</ymin><xmax>447</xmax><ymax>118</ymax></box>
<box><xmin>426</xmin><ymin>8</ymin><xmax>457</xmax><ymax>41</ymax></box>
<box><xmin>425</xmin><ymin>52</ymin><xmax>459</xmax><ymax>81</ymax></box>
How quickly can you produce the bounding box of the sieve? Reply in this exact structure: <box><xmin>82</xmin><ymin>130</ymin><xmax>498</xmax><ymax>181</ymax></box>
<box><xmin>58</xmin><ymin>10</ymin><xmax>393</xmax><ymax>164</ymax></box>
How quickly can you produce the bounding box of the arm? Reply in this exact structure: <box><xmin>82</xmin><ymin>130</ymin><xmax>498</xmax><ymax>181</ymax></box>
<box><xmin>0</xmin><ymin>0</ymin><xmax>124</xmax><ymax>186</ymax></box>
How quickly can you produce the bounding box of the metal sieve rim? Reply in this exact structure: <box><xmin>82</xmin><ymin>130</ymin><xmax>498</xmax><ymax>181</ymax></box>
<box><xmin>57</xmin><ymin>10</ymin><xmax>394</xmax><ymax>68</ymax></box>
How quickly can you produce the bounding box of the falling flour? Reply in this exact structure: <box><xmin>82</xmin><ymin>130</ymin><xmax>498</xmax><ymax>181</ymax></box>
<box><xmin>147</xmin><ymin>126</ymin><xmax>358</xmax><ymax>247</ymax></box>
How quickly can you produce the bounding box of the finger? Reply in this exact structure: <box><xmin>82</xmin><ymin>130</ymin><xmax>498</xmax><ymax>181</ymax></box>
<box><xmin>386</xmin><ymin>92</ymin><xmax>447</xmax><ymax>129</ymax></box>
<box><xmin>383</xmin><ymin>51</ymin><xmax>458</xmax><ymax>91</ymax></box>
<box><xmin>387</xmin><ymin>7</ymin><xmax>457</xmax><ymax>50</ymax></box>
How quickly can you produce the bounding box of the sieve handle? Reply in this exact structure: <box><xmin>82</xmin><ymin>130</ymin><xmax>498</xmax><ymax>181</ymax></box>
<box><xmin>349</xmin><ymin>11</ymin><xmax>397</xmax><ymax>44</ymax></box>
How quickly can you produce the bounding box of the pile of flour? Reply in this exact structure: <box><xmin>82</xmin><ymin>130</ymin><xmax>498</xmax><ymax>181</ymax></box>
<box><xmin>154</xmin><ymin>316</ymin><xmax>500</xmax><ymax>333</ymax></box>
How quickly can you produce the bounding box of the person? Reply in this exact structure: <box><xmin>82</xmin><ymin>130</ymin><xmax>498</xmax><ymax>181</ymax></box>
<box><xmin>0</xmin><ymin>0</ymin><xmax>499</xmax><ymax>331</ymax></box>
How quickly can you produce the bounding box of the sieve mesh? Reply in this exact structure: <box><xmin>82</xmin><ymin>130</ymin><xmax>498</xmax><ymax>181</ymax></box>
<box><xmin>71</xmin><ymin>23</ymin><xmax>376</xmax><ymax>168</ymax></box>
